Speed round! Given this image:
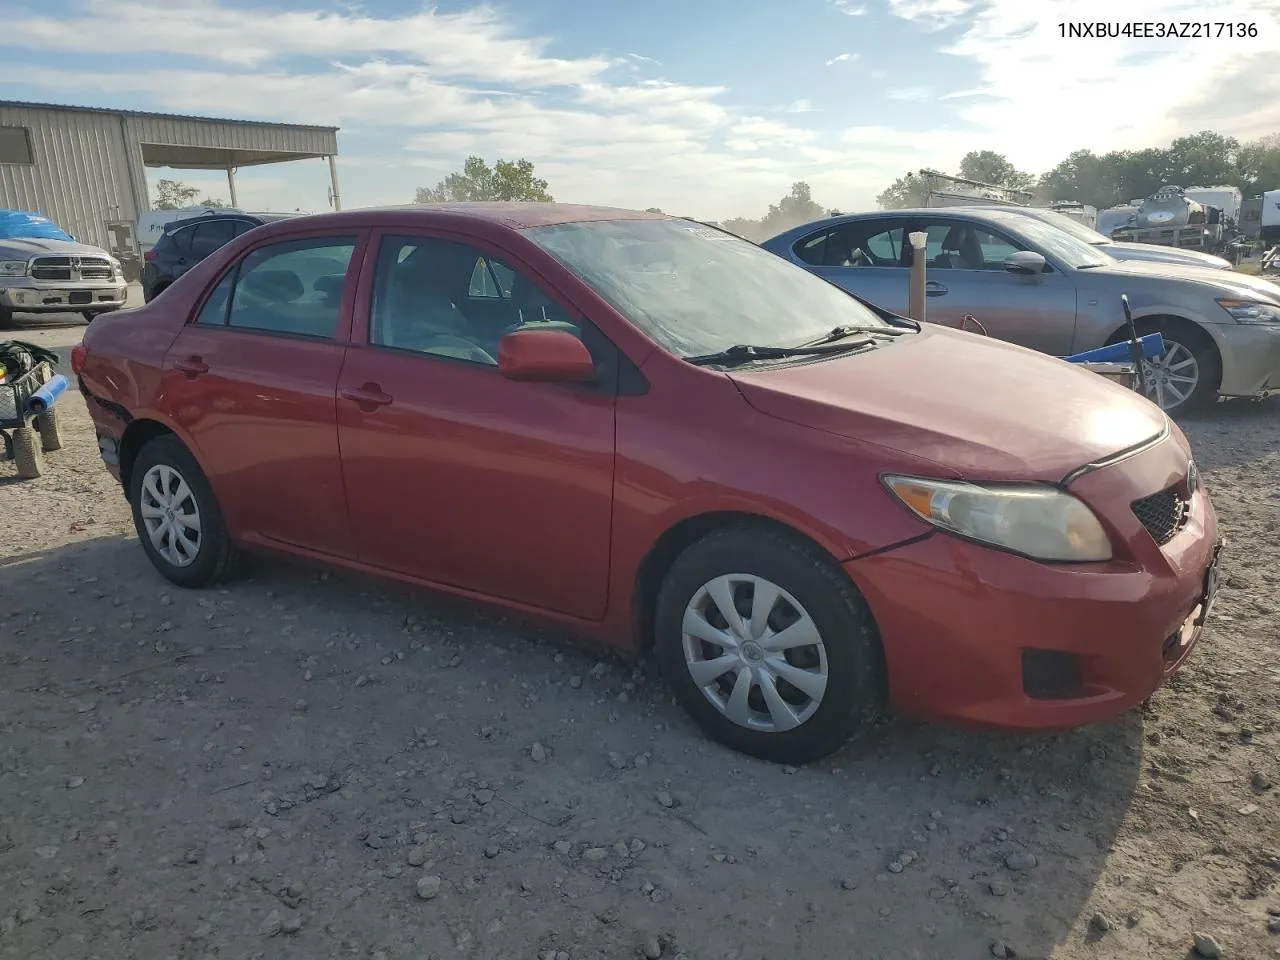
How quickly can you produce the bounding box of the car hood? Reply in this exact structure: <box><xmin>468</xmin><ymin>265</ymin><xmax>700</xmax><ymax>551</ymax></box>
<box><xmin>0</xmin><ymin>237</ymin><xmax>113</xmax><ymax>258</ymax></box>
<box><xmin>729</xmin><ymin>325</ymin><xmax>1168</xmax><ymax>481</ymax></box>
<box><xmin>1103</xmin><ymin>242</ymin><xmax>1231</xmax><ymax>270</ymax></box>
<box><xmin>1089</xmin><ymin>258</ymin><xmax>1280</xmax><ymax>302</ymax></box>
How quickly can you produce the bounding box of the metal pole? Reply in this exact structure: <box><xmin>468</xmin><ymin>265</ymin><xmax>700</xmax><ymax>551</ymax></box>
<box><xmin>908</xmin><ymin>231</ymin><xmax>927</xmax><ymax>323</ymax></box>
<box><xmin>226</xmin><ymin>167</ymin><xmax>238</xmax><ymax>208</ymax></box>
<box><xmin>328</xmin><ymin>155</ymin><xmax>342</xmax><ymax>211</ymax></box>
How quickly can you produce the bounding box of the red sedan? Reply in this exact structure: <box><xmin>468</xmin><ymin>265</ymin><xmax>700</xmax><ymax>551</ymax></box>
<box><xmin>73</xmin><ymin>203</ymin><xmax>1222</xmax><ymax>764</ymax></box>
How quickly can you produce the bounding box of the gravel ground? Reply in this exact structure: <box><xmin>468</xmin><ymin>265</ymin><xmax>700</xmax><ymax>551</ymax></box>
<box><xmin>2</xmin><ymin>309</ymin><xmax>1278</xmax><ymax>960</ymax></box>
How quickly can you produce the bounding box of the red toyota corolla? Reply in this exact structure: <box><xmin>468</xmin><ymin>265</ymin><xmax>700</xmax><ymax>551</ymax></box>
<box><xmin>74</xmin><ymin>203</ymin><xmax>1222</xmax><ymax>764</ymax></box>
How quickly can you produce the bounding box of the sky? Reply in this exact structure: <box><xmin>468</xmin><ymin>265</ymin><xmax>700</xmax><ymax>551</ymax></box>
<box><xmin>2</xmin><ymin>0</ymin><xmax>1278</xmax><ymax>220</ymax></box>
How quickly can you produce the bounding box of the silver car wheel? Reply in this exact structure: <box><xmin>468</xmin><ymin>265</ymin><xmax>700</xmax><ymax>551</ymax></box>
<box><xmin>681</xmin><ymin>574</ymin><xmax>828</xmax><ymax>732</ymax></box>
<box><xmin>139</xmin><ymin>463</ymin><xmax>203</xmax><ymax>568</ymax></box>
<box><xmin>1142</xmin><ymin>340</ymin><xmax>1199</xmax><ymax>410</ymax></box>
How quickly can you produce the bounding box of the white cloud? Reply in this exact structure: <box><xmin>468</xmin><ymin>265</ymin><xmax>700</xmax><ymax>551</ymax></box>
<box><xmin>783</xmin><ymin>99</ymin><xmax>818</xmax><ymax>113</ymax></box>
<box><xmin>825</xmin><ymin>53</ymin><xmax>856</xmax><ymax>65</ymax></box>
<box><xmin>8</xmin><ymin>0</ymin><xmax>612</xmax><ymax>85</ymax></box>
<box><xmin>888</xmin><ymin>0</ymin><xmax>978</xmax><ymax>27</ymax></box>
<box><xmin>887</xmin><ymin>0</ymin><xmax>1280</xmax><ymax>173</ymax></box>
<box><xmin>887</xmin><ymin>86</ymin><xmax>934</xmax><ymax>101</ymax></box>
<box><xmin>829</xmin><ymin>0</ymin><xmax>868</xmax><ymax>14</ymax></box>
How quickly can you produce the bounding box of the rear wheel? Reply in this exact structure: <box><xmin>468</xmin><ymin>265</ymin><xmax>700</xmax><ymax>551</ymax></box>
<box><xmin>13</xmin><ymin>426</ymin><xmax>44</xmax><ymax>479</ymax></box>
<box><xmin>35</xmin><ymin>407</ymin><xmax>62</xmax><ymax>451</ymax></box>
<box><xmin>654</xmin><ymin>526</ymin><xmax>886</xmax><ymax>765</ymax></box>
<box><xmin>0</xmin><ymin>305</ymin><xmax>13</xmax><ymax>328</ymax></box>
<box><xmin>129</xmin><ymin>435</ymin><xmax>240</xmax><ymax>587</ymax></box>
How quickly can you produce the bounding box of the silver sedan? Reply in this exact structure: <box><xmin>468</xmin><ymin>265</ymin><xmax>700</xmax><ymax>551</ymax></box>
<box><xmin>762</xmin><ymin>208</ymin><xmax>1280</xmax><ymax>415</ymax></box>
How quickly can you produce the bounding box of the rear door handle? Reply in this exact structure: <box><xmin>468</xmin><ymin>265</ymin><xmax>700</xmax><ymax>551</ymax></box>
<box><xmin>341</xmin><ymin>383</ymin><xmax>393</xmax><ymax>409</ymax></box>
<box><xmin>175</xmin><ymin>356</ymin><xmax>208</xmax><ymax>377</ymax></box>
<box><xmin>926</xmin><ymin>281</ymin><xmax>948</xmax><ymax>296</ymax></box>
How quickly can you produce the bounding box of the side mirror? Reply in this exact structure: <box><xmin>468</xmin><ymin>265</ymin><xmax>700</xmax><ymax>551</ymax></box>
<box><xmin>1004</xmin><ymin>251</ymin><xmax>1046</xmax><ymax>276</ymax></box>
<box><xmin>497</xmin><ymin>329</ymin><xmax>595</xmax><ymax>383</ymax></box>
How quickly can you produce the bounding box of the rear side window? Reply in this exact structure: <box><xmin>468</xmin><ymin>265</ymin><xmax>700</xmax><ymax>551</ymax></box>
<box><xmin>164</xmin><ymin>225</ymin><xmax>195</xmax><ymax>255</ymax></box>
<box><xmin>795</xmin><ymin>221</ymin><xmax>907</xmax><ymax>267</ymax></box>
<box><xmin>195</xmin><ymin>270</ymin><xmax>236</xmax><ymax>326</ymax></box>
<box><xmin>189</xmin><ymin>220</ymin><xmax>238</xmax><ymax>259</ymax></box>
<box><xmin>192</xmin><ymin>237</ymin><xmax>356</xmax><ymax>337</ymax></box>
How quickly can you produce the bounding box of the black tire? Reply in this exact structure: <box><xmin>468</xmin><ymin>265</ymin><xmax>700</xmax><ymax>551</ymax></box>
<box><xmin>13</xmin><ymin>426</ymin><xmax>44</xmax><ymax>479</ymax></box>
<box><xmin>654</xmin><ymin>525</ymin><xmax>886</xmax><ymax>765</ymax></box>
<box><xmin>128</xmin><ymin>434</ymin><xmax>240</xmax><ymax>588</ymax></box>
<box><xmin>35</xmin><ymin>407</ymin><xmax>63</xmax><ymax>451</ymax></box>
<box><xmin>0</xmin><ymin>305</ymin><xmax>13</xmax><ymax>328</ymax></box>
<box><xmin>1129</xmin><ymin>320</ymin><xmax>1221</xmax><ymax>417</ymax></box>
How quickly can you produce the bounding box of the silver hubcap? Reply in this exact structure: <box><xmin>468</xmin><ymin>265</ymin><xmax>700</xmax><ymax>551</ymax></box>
<box><xmin>139</xmin><ymin>464</ymin><xmax>202</xmax><ymax>567</ymax></box>
<box><xmin>1142</xmin><ymin>341</ymin><xmax>1199</xmax><ymax>410</ymax></box>
<box><xmin>681</xmin><ymin>574</ymin><xmax>828</xmax><ymax>732</ymax></box>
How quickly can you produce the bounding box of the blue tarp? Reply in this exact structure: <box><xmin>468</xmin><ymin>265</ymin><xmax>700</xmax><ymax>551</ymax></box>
<box><xmin>0</xmin><ymin>210</ymin><xmax>74</xmax><ymax>242</ymax></box>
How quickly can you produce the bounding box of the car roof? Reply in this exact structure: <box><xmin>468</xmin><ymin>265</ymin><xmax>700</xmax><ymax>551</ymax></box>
<box><xmin>163</xmin><ymin>211</ymin><xmax>295</xmax><ymax>232</ymax></box>
<box><xmin>262</xmin><ymin>202</ymin><xmax>665</xmax><ymax>231</ymax></box>
<box><xmin>763</xmin><ymin>206</ymin><xmax>1024</xmax><ymax>246</ymax></box>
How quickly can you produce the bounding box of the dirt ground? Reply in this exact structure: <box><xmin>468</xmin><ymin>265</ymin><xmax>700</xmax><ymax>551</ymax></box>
<box><xmin>1</xmin><ymin>310</ymin><xmax>1278</xmax><ymax>960</ymax></box>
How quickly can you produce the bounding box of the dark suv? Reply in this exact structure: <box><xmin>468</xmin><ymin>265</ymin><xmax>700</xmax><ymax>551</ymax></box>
<box><xmin>142</xmin><ymin>212</ymin><xmax>295</xmax><ymax>302</ymax></box>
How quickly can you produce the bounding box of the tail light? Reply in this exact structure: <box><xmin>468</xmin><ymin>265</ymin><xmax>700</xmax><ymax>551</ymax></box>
<box><xmin>144</xmin><ymin>248</ymin><xmax>157</xmax><ymax>262</ymax></box>
<box><xmin>71</xmin><ymin>344</ymin><xmax>87</xmax><ymax>375</ymax></box>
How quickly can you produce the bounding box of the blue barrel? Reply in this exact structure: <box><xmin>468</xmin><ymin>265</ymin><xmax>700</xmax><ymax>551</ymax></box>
<box><xmin>25</xmin><ymin>374</ymin><xmax>69</xmax><ymax>415</ymax></box>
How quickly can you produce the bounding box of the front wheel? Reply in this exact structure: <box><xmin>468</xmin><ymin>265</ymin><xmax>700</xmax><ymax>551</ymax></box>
<box><xmin>1136</xmin><ymin>324</ymin><xmax>1220</xmax><ymax>416</ymax></box>
<box><xmin>654</xmin><ymin>526</ymin><xmax>886</xmax><ymax>765</ymax></box>
<box><xmin>129</xmin><ymin>435</ymin><xmax>240</xmax><ymax>587</ymax></box>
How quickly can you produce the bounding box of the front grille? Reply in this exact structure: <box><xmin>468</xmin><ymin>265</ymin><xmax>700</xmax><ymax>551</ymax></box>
<box><xmin>30</xmin><ymin>256</ymin><xmax>113</xmax><ymax>282</ymax></box>
<box><xmin>1132</xmin><ymin>486</ymin><xmax>1188</xmax><ymax>545</ymax></box>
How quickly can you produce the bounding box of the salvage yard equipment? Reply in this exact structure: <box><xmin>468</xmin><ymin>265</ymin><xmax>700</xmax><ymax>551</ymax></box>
<box><xmin>0</xmin><ymin>340</ymin><xmax>65</xmax><ymax>479</ymax></box>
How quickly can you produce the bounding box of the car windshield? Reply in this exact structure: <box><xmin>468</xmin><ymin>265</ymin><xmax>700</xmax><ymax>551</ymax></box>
<box><xmin>522</xmin><ymin>218</ymin><xmax>897</xmax><ymax>358</ymax></box>
<box><xmin>1026</xmin><ymin>210</ymin><xmax>1113</xmax><ymax>245</ymax></box>
<box><xmin>998</xmin><ymin>216</ymin><xmax>1115</xmax><ymax>269</ymax></box>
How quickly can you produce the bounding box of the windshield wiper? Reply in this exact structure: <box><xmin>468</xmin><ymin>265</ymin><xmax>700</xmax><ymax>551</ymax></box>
<box><xmin>797</xmin><ymin>324</ymin><xmax>913</xmax><ymax>347</ymax></box>
<box><xmin>687</xmin><ymin>340</ymin><xmax>874</xmax><ymax>367</ymax></box>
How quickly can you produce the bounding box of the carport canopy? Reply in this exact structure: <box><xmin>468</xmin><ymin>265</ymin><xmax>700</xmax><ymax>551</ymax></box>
<box><xmin>140</xmin><ymin>142</ymin><xmax>329</xmax><ymax>169</ymax></box>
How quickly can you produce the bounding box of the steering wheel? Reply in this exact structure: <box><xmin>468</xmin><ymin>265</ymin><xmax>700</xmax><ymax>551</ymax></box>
<box><xmin>420</xmin><ymin>334</ymin><xmax>496</xmax><ymax>365</ymax></box>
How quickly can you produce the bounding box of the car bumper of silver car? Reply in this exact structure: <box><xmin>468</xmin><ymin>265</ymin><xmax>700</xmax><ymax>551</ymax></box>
<box><xmin>0</xmin><ymin>282</ymin><xmax>128</xmax><ymax>312</ymax></box>
<box><xmin>1211</xmin><ymin>322</ymin><xmax>1280</xmax><ymax>396</ymax></box>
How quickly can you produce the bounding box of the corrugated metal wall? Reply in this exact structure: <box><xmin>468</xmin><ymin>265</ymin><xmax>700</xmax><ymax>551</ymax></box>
<box><xmin>0</xmin><ymin>104</ymin><xmax>338</xmax><ymax>253</ymax></box>
<box><xmin>0</xmin><ymin>104</ymin><xmax>140</xmax><ymax>250</ymax></box>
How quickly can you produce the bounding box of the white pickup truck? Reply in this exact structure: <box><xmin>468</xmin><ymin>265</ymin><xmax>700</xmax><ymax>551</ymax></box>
<box><xmin>0</xmin><ymin>210</ymin><xmax>129</xmax><ymax>325</ymax></box>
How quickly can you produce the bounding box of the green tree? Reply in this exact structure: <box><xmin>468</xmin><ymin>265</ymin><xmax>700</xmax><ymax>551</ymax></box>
<box><xmin>876</xmin><ymin>172</ymin><xmax>932</xmax><ymax>209</ymax></box>
<box><xmin>759</xmin><ymin>182</ymin><xmax>825</xmax><ymax>234</ymax></box>
<box><xmin>415</xmin><ymin>156</ymin><xmax>553</xmax><ymax>203</ymax></box>
<box><xmin>1164</xmin><ymin>130</ymin><xmax>1240</xmax><ymax>186</ymax></box>
<box><xmin>957</xmin><ymin>150</ymin><xmax>1035</xmax><ymax>192</ymax></box>
<box><xmin>1238</xmin><ymin>134</ymin><xmax>1280</xmax><ymax>196</ymax></box>
<box><xmin>153</xmin><ymin>179</ymin><xmax>226</xmax><ymax>210</ymax></box>
<box><xmin>644</xmin><ymin>207</ymin><xmax>663</xmax><ymax>213</ymax></box>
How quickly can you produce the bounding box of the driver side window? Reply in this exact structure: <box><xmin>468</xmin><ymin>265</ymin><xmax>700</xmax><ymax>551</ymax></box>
<box><xmin>369</xmin><ymin>236</ymin><xmax>580</xmax><ymax>366</ymax></box>
<box><xmin>920</xmin><ymin>220</ymin><xmax>1026</xmax><ymax>271</ymax></box>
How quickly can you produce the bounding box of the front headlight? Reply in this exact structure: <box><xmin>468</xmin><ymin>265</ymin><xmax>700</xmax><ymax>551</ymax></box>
<box><xmin>882</xmin><ymin>475</ymin><xmax>1113</xmax><ymax>562</ymax></box>
<box><xmin>0</xmin><ymin>261</ymin><xmax>27</xmax><ymax>277</ymax></box>
<box><xmin>1217</xmin><ymin>298</ymin><xmax>1280</xmax><ymax>325</ymax></box>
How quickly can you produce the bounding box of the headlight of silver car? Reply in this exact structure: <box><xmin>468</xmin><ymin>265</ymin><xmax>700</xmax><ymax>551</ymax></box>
<box><xmin>882</xmin><ymin>475</ymin><xmax>1113</xmax><ymax>562</ymax></box>
<box><xmin>0</xmin><ymin>260</ymin><xmax>27</xmax><ymax>277</ymax></box>
<box><xmin>1216</xmin><ymin>298</ymin><xmax>1280</xmax><ymax>325</ymax></box>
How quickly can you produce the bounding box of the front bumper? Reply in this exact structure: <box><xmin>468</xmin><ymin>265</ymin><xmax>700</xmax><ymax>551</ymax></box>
<box><xmin>0</xmin><ymin>282</ymin><xmax>128</xmax><ymax>312</ymax></box>
<box><xmin>848</xmin><ymin>437</ymin><xmax>1220</xmax><ymax>731</ymax></box>
<box><xmin>1209</xmin><ymin>321</ymin><xmax>1280</xmax><ymax>396</ymax></box>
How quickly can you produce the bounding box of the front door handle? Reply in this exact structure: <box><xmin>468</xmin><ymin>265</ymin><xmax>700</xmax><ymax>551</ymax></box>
<box><xmin>175</xmin><ymin>356</ymin><xmax>208</xmax><ymax>377</ymax></box>
<box><xmin>341</xmin><ymin>383</ymin><xmax>393</xmax><ymax>409</ymax></box>
<box><xmin>925</xmin><ymin>281</ymin><xmax>948</xmax><ymax>296</ymax></box>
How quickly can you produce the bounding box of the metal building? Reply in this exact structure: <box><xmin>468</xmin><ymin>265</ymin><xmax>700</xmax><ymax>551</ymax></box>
<box><xmin>0</xmin><ymin>100</ymin><xmax>339</xmax><ymax>277</ymax></box>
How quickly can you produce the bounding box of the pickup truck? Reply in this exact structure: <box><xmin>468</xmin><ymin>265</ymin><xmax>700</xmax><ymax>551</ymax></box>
<box><xmin>0</xmin><ymin>210</ymin><xmax>129</xmax><ymax>325</ymax></box>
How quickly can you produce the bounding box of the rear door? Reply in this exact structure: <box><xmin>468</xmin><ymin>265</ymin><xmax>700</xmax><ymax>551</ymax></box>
<box><xmin>160</xmin><ymin>229</ymin><xmax>368</xmax><ymax>558</ymax></box>
<box><xmin>187</xmin><ymin>220</ymin><xmax>239</xmax><ymax>271</ymax></box>
<box><xmin>335</xmin><ymin>229</ymin><xmax>618</xmax><ymax>619</ymax></box>
<box><xmin>906</xmin><ymin>215</ymin><xmax>1079</xmax><ymax>355</ymax></box>
<box><xmin>790</xmin><ymin>218</ymin><xmax>913</xmax><ymax>316</ymax></box>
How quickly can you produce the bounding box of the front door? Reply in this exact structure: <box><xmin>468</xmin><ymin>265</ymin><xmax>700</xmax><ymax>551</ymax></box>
<box><xmin>909</xmin><ymin>217</ymin><xmax>1079</xmax><ymax>356</ymax></box>
<box><xmin>336</xmin><ymin>231</ymin><xmax>617</xmax><ymax>620</ymax></box>
<box><xmin>160</xmin><ymin>231</ymin><xmax>366</xmax><ymax>558</ymax></box>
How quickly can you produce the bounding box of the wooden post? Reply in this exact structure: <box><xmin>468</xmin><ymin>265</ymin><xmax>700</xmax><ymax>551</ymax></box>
<box><xmin>908</xmin><ymin>231</ymin><xmax>927</xmax><ymax>322</ymax></box>
<box><xmin>226</xmin><ymin>167</ymin><xmax>238</xmax><ymax>208</ymax></box>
